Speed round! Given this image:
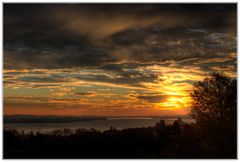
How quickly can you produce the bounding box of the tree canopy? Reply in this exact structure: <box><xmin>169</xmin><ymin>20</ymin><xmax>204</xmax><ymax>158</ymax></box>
<box><xmin>190</xmin><ymin>73</ymin><xmax>236</xmax><ymax>125</ymax></box>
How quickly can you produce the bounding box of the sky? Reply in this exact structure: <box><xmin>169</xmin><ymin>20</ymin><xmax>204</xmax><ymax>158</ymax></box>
<box><xmin>4</xmin><ymin>4</ymin><xmax>237</xmax><ymax>116</ymax></box>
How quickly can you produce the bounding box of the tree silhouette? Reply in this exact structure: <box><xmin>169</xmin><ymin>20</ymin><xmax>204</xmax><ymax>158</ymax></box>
<box><xmin>190</xmin><ymin>73</ymin><xmax>236</xmax><ymax>125</ymax></box>
<box><xmin>190</xmin><ymin>73</ymin><xmax>237</xmax><ymax>157</ymax></box>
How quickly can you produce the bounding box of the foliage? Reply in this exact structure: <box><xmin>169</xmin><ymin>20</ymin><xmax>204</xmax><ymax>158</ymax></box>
<box><xmin>190</xmin><ymin>73</ymin><xmax>237</xmax><ymax>157</ymax></box>
<box><xmin>4</xmin><ymin>118</ymin><xmax>236</xmax><ymax>159</ymax></box>
<box><xmin>190</xmin><ymin>73</ymin><xmax>236</xmax><ymax>124</ymax></box>
<box><xmin>4</xmin><ymin>121</ymin><xmax>202</xmax><ymax>159</ymax></box>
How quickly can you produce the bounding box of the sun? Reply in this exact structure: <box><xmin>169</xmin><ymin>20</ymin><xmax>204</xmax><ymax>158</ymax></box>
<box><xmin>156</xmin><ymin>96</ymin><xmax>191</xmax><ymax>110</ymax></box>
<box><xmin>168</xmin><ymin>96</ymin><xmax>189</xmax><ymax>107</ymax></box>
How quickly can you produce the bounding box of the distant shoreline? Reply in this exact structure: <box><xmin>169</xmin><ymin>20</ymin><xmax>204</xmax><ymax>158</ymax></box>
<box><xmin>4</xmin><ymin>115</ymin><xmax>107</xmax><ymax>123</ymax></box>
<box><xmin>4</xmin><ymin>114</ymin><xmax>192</xmax><ymax>124</ymax></box>
<box><xmin>3</xmin><ymin>115</ymin><xmax>190</xmax><ymax>123</ymax></box>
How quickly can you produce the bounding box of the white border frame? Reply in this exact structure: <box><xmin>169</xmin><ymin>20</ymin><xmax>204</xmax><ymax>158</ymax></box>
<box><xmin>0</xmin><ymin>1</ymin><xmax>238</xmax><ymax>161</ymax></box>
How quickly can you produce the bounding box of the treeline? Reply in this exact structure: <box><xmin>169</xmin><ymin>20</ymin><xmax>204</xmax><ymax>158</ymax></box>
<box><xmin>4</xmin><ymin>119</ymin><xmax>236</xmax><ymax>159</ymax></box>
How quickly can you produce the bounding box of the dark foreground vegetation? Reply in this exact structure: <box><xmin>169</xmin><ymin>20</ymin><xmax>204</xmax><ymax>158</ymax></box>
<box><xmin>4</xmin><ymin>73</ymin><xmax>237</xmax><ymax>159</ymax></box>
<box><xmin>4</xmin><ymin>119</ymin><xmax>236</xmax><ymax>159</ymax></box>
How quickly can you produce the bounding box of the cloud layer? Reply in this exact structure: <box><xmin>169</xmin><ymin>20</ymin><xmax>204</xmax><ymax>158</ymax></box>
<box><xmin>4</xmin><ymin>4</ymin><xmax>237</xmax><ymax>116</ymax></box>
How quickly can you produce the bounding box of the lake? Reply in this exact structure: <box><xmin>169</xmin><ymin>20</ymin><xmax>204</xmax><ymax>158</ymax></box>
<box><xmin>4</xmin><ymin>118</ymin><xmax>195</xmax><ymax>133</ymax></box>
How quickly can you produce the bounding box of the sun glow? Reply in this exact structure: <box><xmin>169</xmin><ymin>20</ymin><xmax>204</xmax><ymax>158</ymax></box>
<box><xmin>156</xmin><ymin>95</ymin><xmax>191</xmax><ymax>110</ymax></box>
<box><xmin>168</xmin><ymin>96</ymin><xmax>190</xmax><ymax>107</ymax></box>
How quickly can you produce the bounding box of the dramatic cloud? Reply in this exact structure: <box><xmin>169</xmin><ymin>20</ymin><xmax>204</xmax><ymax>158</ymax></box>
<box><xmin>4</xmin><ymin>4</ymin><xmax>237</xmax><ymax>116</ymax></box>
<box><xmin>4</xmin><ymin>4</ymin><xmax>236</xmax><ymax>69</ymax></box>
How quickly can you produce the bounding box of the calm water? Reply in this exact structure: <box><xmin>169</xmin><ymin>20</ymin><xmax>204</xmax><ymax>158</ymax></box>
<box><xmin>4</xmin><ymin>118</ymin><xmax>194</xmax><ymax>133</ymax></box>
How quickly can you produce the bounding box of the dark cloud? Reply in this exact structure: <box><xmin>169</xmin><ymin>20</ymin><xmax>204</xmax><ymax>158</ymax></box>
<box><xmin>12</xmin><ymin>70</ymin><xmax>159</xmax><ymax>89</ymax></box>
<box><xmin>3</xmin><ymin>4</ymin><xmax>237</xmax><ymax>93</ymax></box>
<box><xmin>18</xmin><ymin>75</ymin><xmax>64</xmax><ymax>83</ymax></box>
<box><xmin>4</xmin><ymin>4</ymin><xmax>236</xmax><ymax>70</ymax></box>
<box><xmin>171</xmin><ymin>80</ymin><xmax>196</xmax><ymax>85</ymax></box>
<box><xmin>4</xmin><ymin>45</ymin><xmax>118</xmax><ymax>69</ymax></box>
<box><xmin>3</xmin><ymin>65</ymin><xmax>162</xmax><ymax>89</ymax></box>
<box><xmin>100</xmin><ymin>64</ymin><xmax>124</xmax><ymax>73</ymax></box>
<box><xmin>106</xmin><ymin>25</ymin><xmax>236</xmax><ymax>65</ymax></box>
<box><xmin>75</xmin><ymin>92</ymin><xmax>96</xmax><ymax>96</ymax></box>
<box><xmin>137</xmin><ymin>94</ymin><xmax>173</xmax><ymax>103</ymax></box>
